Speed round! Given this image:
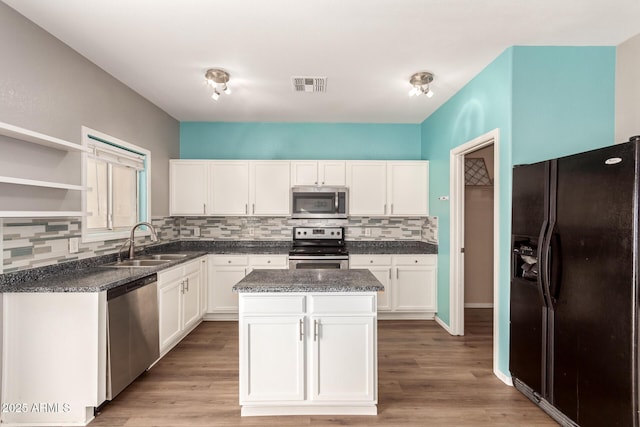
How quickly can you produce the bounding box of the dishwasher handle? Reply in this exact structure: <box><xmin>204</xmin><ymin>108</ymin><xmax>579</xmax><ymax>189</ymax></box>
<box><xmin>107</xmin><ymin>274</ymin><xmax>158</xmax><ymax>300</ymax></box>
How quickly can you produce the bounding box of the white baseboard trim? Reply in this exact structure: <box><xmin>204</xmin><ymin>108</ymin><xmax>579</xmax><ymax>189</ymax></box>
<box><xmin>494</xmin><ymin>368</ymin><xmax>513</xmax><ymax>386</ymax></box>
<box><xmin>464</xmin><ymin>303</ymin><xmax>494</xmax><ymax>308</ymax></box>
<box><xmin>377</xmin><ymin>312</ymin><xmax>435</xmax><ymax>320</ymax></box>
<box><xmin>434</xmin><ymin>315</ymin><xmax>455</xmax><ymax>335</ymax></box>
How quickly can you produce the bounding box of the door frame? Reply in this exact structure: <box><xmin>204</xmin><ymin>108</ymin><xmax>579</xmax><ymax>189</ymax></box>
<box><xmin>449</xmin><ymin>128</ymin><xmax>502</xmax><ymax>378</ymax></box>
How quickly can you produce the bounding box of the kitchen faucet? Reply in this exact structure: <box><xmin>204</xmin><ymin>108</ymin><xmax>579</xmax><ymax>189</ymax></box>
<box><xmin>119</xmin><ymin>222</ymin><xmax>159</xmax><ymax>261</ymax></box>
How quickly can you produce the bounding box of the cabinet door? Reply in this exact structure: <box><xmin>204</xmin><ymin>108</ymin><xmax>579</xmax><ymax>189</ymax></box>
<box><xmin>311</xmin><ymin>316</ymin><xmax>376</xmax><ymax>402</ymax></box>
<box><xmin>199</xmin><ymin>257</ymin><xmax>208</xmax><ymax>315</ymax></box>
<box><xmin>350</xmin><ymin>255</ymin><xmax>392</xmax><ymax>312</ymax></box>
<box><xmin>208</xmin><ymin>266</ymin><xmax>246</xmax><ymax>313</ymax></box>
<box><xmin>347</xmin><ymin>161</ymin><xmax>387</xmax><ymax>216</ymax></box>
<box><xmin>210</xmin><ymin>161</ymin><xmax>249</xmax><ymax>215</ymax></box>
<box><xmin>158</xmin><ymin>278</ymin><xmax>183</xmax><ymax>352</ymax></box>
<box><xmin>318</xmin><ymin>161</ymin><xmax>346</xmax><ymax>186</ymax></box>
<box><xmin>291</xmin><ymin>161</ymin><xmax>318</xmax><ymax>186</ymax></box>
<box><xmin>388</xmin><ymin>161</ymin><xmax>429</xmax><ymax>216</ymax></box>
<box><xmin>170</xmin><ymin>161</ymin><xmax>208</xmax><ymax>216</ymax></box>
<box><xmin>368</xmin><ymin>267</ymin><xmax>392</xmax><ymax>311</ymax></box>
<box><xmin>393</xmin><ymin>266</ymin><xmax>436</xmax><ymax>311</ymax></box>
<box><xmin>182</xmin><ymin>269</ymin><xmax>201</xmax><ymax>330</ymax></box>
<box><xmin>251</xmin><ymin>161</ymin><xmax>290</xmax><ymax>216</ymax></box>
<box><xmin>240</xmin><ymin>316</ymin><xmax>305</xmax><ymax>402</ymax></box>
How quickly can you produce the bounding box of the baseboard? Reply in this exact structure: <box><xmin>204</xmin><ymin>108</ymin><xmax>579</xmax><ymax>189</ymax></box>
<box><xmin>377</xmin><ymin>312</ymin><xmax>435</xmax><ymax>320</ymax></box>
<box><xmin>464</xmin><ymin>303</ymin><xmax>494</xmax><ymax>308</ymax></box>
<box><xmin>434</xmin><ymin>315</ymin><xmax>454</xmax><ymax>334</ymax></box>
<box><xmin>494</xmin><ymin>368</ymin><xmax>513</xmax><ymax>386</ymax></box>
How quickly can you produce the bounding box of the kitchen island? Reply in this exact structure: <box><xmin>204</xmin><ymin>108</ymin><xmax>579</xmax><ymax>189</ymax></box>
<box><xmin>232</xmin><ymin>269</ymin><xmax>383</xmax><ymax>416</ymax></box>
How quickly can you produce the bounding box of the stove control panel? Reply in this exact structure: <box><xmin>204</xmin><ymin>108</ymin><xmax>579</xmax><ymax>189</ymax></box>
<box><xmin>293</xmin><ymin>227</ymin><xmax>343</xmax><ymax>240</ymax></box>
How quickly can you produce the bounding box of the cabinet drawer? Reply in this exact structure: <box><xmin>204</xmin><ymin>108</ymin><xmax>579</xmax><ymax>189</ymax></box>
<box><xmin>393</xmin><ymin>255</ymin><xmax>435</xmax><ymax>266</ymax></box>
<box><xmin>212</xmin><ymin>255</ymin><xmax>249</xmax><ymax>266</ymax></box>
<box><xmin>310</xmin><ymin>295</ymin><xmax>376</xmax><ymax>314</ymax></box>
<box><xmin>240</xmin><ymin>295</ymin><xmax>306</xmax><ymax>314</ymax></box>
<box><xmin>250</xmin><ymin>255</ymin><xmax>288</xmax><ymax>268</ymax></box>
<box><xmin>183</xmin><ymin>259</ymin><xmax>201</xmax><ymax>276</ymax></box>
<box><xmin>350</xmin><ymin>255</ymin><xmax>392</xmax><ymax>267</ymax></box>
<box><xmin>158</xmin><ymin>264</ymin><xmax>184</xmax><ymax>284</ymax></box>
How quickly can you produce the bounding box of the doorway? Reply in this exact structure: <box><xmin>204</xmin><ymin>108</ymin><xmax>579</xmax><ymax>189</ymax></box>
<box><xmin>449</xmin><ymin>128</ymin><xmax>503</xmax><ymax>381</ymax></box>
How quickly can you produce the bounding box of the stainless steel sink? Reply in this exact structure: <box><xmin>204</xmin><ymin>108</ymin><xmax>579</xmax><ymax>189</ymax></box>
<box><xmin>144</xmin><ymin>254</ymin><xmax>189</xmax><ymax>260</ymax></box>
<box><xmin>104</xmin><ymin>259</ymin><xmax>171</xmax><ymax>268</ymax></box>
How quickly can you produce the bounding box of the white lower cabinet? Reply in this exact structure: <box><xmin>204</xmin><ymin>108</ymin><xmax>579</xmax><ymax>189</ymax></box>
<box><xmin>239</xmin><ymin>293</ymin><xmax>377</xmax><ymax>416</ymax></box>
<box><xmin>158</xmin><ymin>257</ymin><xmax>204</xmax><ymax>355</ymax></box>
<box><xmin>206</xmin><ymin>254</ymin><xmax>288</xmax><ymax>320</ymax></box>
<box><xmin>350</xmin><ymin>254</ymin><xmax>436</xmax><ymax>319</ymax></box>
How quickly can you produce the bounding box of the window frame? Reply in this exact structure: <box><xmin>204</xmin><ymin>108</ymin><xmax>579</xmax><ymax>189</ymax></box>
<box><xmin>81</xmin><ymin>126</ymin><xmax>152</xmax><ymax>243</ymax></box>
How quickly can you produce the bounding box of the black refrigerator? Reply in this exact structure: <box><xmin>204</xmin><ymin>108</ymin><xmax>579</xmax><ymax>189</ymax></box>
<box><xmin>510</xmin><ymin>136</ymin><xmax>640</xmax><ymax>427</ymax></box>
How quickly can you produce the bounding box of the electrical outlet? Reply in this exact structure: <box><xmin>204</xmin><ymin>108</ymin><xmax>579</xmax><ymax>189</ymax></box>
<box><xmin>194</xmin><ymin>227</ymin><xmax>201</xmax><ymax>237</ymax></box>
<box><xmin>364</xmin><ymin>228</ymin><xmax>372</xmax><ymax>237</ymax></box>
<box><xmin>69</xmin><ymin>237</ymin><xmax>79</xmax><ymax>254</ymax></box>
<box><xmin>249</xmin><ymin>227</ymin><xmax>254</xmax><ymax>236</ymax></box>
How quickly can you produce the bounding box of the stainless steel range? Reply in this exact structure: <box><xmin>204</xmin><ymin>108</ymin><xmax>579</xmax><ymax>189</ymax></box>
<box><xmin>288</xmin><ymin>226</ymin><xmax>349</xmax><ymax>269</ymax></box>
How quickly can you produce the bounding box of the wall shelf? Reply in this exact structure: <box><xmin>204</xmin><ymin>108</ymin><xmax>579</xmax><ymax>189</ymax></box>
<box><xmin>0</xmin><ymin>121</ymin><xmax>90</xmax><ymax>153</ymax></box>
<box><xmin>0</xmin><ymin>122</ymin><xmax>87</xmax><ymax>218</ymax></box>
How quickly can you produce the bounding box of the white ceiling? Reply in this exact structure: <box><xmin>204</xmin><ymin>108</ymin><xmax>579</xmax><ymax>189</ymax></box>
<box><xmin>4</xmin><ymin>0</ymin><xmax>640</xmax><ymax>124</ymax></box>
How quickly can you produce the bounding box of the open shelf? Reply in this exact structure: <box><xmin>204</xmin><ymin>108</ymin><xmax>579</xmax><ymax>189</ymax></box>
<box><xmin>0</xmin><ymin>122</ymin><xmax>87</xmax><ymax>218</ymax></box>
<box><xmin>0</xmin><ymin>121</ymin><xmax>90</xmax><ymax>153</ymax></box>
<box><xmin>0</xmin><ymin>176</ymin><xmax>85</xmax><ymax>191</ymax></box>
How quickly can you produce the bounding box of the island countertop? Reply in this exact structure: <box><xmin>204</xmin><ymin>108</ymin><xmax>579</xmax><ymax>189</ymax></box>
<box><xmin>232</xmin><ymin>269</ymin><xmax>384</xmax><ymax>293</ymax></box>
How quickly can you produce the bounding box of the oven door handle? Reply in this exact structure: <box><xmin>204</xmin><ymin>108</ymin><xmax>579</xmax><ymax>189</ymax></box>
<box><xmin>289</xmin><ymin>256</ymin><xmax>349</xmax><ymax>260</ymax></box>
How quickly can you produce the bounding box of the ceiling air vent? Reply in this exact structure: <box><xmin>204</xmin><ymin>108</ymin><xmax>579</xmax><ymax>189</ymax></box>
<box><xmin>292</xmin><ymin>76</ymin><xmax>327</xmax><ymax>93</ymax></box>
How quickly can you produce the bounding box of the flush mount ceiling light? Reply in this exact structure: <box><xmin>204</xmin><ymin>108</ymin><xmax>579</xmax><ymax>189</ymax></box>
<box><xmin>408</xmin><ymin>71</ymin><xmax>434</xmax><ymax>98</ymax></box>
<box><xmin>205</xmin><ymin>68</ymin><xmax>231</xmax><ymax>101</ymax></box>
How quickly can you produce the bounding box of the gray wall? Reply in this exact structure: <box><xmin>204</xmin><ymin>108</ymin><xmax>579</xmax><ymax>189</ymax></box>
<box><xmin>0</xmin><ymin>2</ymin><xmax>179</xmax><ymax>215</ymax></box>
<box><xmin>616</xmin><ymin>33</ymin><xmax>640</xmax><ymax>143</ymax></box>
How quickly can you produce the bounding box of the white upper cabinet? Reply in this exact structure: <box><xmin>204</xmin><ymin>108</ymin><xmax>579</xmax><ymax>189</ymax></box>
<box><xmin>169</xmin><ymin>160</ymin><xmax>208</xmax><ymax>216</ymax></box>
<box><xmin>250</xmin><ymin>161</ymin><xmax>290</xmax><ymax>216</ymax></box>
<box><xmin>387</xmin><ymin>161</ymin><xmax>429</xmax><ymax>216</ymax></box>
<box><xmin>346</xmin><ymin>160</ymin><xmax>429</xmax><ymax>217</ymax></box>
<box><xmin>346</xmin><ymin>161</ymin><xmax>388</xmax><ymax>216</ymax></box>
<box><xmin>291</xmin><ymin>161</ymin><xmax>346</xmax><ymax>186</ymax></box>
<box><xmin>210</xmin><ymin>161</ymin><xmax>250</xmax><ymax>215</ymax></box>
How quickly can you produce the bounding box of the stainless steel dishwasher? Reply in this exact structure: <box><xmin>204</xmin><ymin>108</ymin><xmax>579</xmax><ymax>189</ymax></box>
<box><xmin>106</xmin><ymin>274</ymin><xmax>159</xmax><ymax>400</ymax></box>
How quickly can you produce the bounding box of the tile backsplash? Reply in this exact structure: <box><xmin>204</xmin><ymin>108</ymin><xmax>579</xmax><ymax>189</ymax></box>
<box><xmin>178</xmin><ymin>216</ymin><xmax>437</xmax><ymax>242</ymax></box>
<box><xmin>2</xmin><ymin>215</ymin><xmax>437</xmax><ymax>273</ymax></box>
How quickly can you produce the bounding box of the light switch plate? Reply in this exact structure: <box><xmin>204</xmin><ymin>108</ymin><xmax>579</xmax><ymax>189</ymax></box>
<box><xmin>69</xmin><ymin>237</ymin><xmax>79</xmax><ymax>254</ymax></box>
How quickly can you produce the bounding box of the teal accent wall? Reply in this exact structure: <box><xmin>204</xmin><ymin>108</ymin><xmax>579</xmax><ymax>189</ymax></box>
<box><xmin>421</xmin><ymin>46</ymin><xmax>615</xmax><ymax>379</ymax></box>
<box><xmin>180</xmin><ymin>122</ymin><xmax>421</xmax><ymax>160</ymax></box>
<box><xmin>512</xmin><ymin>47</ymin><xmax>616</xmax><ymax>164</ymax></box>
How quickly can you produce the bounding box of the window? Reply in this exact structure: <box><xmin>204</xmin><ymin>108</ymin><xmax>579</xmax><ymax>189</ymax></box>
<box><xmin>82</xmin><ymin>127</ymin><xmax>151</xmax><ymax>242</ymax></box>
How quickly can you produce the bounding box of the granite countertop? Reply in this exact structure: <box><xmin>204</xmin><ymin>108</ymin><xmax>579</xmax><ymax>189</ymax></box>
<box><xmin>232</xmin><ymin>269</ymin><xmax>384</xmax><ymax>293</ymax></box>
<box><xmin>0</xmin><ymin>239</ymin><xmax>436</xmax><ymax>293</ymax></box>
<box><xmin>0</xmin><ymin>251</ymin><xmax>207</xmax><ymax>293</ymax></box>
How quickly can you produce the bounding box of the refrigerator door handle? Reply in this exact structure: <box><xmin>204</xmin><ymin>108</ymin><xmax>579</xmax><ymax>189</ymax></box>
<box><xmin>547</xmin><ymin>232</ymin><xmax>562</xmax><ymax>305</ymax></box>
<box><xmin>537</xmin><ymin>220</ymin><xmax>550</xmax><ymax>306</ymax></box>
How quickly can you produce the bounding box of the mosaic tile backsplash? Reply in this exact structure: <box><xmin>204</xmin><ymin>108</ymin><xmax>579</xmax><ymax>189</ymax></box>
<box><xmin>2</xmin><ymin>215</ymin><xmax>437</xmax><ymax>273</ymax></box>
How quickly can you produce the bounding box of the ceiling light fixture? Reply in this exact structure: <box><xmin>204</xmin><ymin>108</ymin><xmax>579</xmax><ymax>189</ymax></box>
<box><xmin>409</xmin><ymin>72</ymin><xmax>434</xmax><ymax>98</ymax></box>
<box><xmin>205</xmin><ymin>68</ymin><xmax>231</xmax><ymax>101</ymax></box>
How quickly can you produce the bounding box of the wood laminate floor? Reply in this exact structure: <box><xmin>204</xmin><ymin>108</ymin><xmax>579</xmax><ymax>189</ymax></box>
<box><xmin>91</xmin><ymin>309</ymin><xmax>556</xmax><ymax>426</ymax></box>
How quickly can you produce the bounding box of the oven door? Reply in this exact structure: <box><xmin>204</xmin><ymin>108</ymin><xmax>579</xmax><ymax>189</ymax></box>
<box><xmin>289</xmin><ymin>256</ymin><xmax>349</xmax><ymax>270</ymax></box>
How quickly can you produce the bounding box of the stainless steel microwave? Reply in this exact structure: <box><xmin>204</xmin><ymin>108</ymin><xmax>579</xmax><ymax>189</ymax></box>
<box><xmin>291</xmin><ymin>186</ymin><xmax>348</xmax><ymax>219</ymax></box>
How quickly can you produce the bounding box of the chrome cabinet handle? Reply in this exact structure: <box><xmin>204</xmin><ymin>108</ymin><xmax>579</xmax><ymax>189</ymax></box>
<box><xmin>245</xmin><ymin>204</ymin><xmax>248</xmax><ymax>214</ymax></box>
<box><xmin>391</xmin><ymin>203</ymin><xmax>394</xmax><ymax>214</ymax></box>
<box><xmin>252</xmin><ymin>203</ymin><xmax>255</xmax><ymax>214</ymax></box>
<box><xmin>299</xmin><ymin>319</ymin><xmax>304</xmax><ymax>341</ymax></box>
<box><xmin>185</xmin><ymin>277</ymin><xmax>189</xmax><ymax>291</ymax></box>
<box><xmin>396</xmin><ymin>268</ymin><xmax>399</xmax><ymax>279</ymax></box>
<box><xmin>384</xmin><ymin>204</ymin><xmax>387</xmax><ymax>214</ymax></box>
<box><xmin>180</xmin><ymin>281</ymin><xmax>185</xmax><ymax>294</ymax></box>
<box><xmin>314</xmin><ymin>319</ymin><xmax>319</xmax><ymax>341</ymax></box>
<box><xmin>389</xmin><ymin>269</ymin><xmax>392</xmax><ymax>279</ymax></box>
<box><xmin>203</xmin><ymin>203</ymin><xmax>206</xmax><ymax>214</ymax></box>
